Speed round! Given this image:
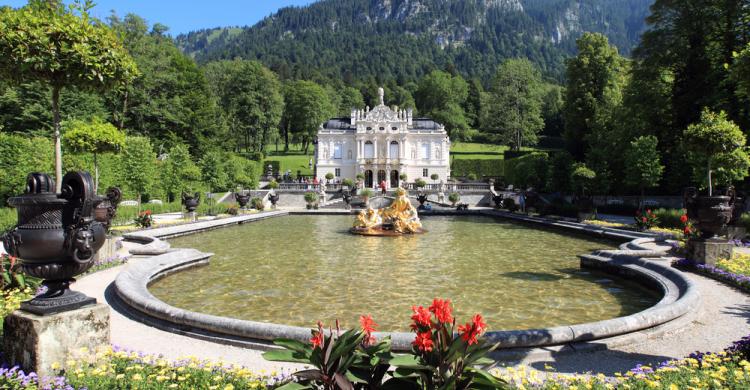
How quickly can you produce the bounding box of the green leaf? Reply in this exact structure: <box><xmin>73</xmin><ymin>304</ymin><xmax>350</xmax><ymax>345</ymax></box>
<box><xmin>273</xmin><ymin>338</ymin><xmax>310</xmax><ymax>353</ymax></box>
<box><xmin>388</xmin><ymin>354</ymin><xmax>431</xmax><ymax>370</ymax></box>
<box><xmin>262</xmin><ymin>349</ymin><xmax>310</xmax><ymax>364</ymax></box>
<box><xmin>275</xmin><ymin>382</ymin><xmax>313</xmax><ymax>390</ymax></box>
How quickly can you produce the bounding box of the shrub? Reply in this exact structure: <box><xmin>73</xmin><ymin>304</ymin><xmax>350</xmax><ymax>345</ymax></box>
<box><xmin>133</xmin><ymin>210</ymin><xmax>153</xmax><ymax>228</ymax></box>
<box><xmin>341</xmin><ymin>178</ymin><xmax>354</xmax><ymax>188</ymax></box>
<box><xmin>430</xmin><ymin>173</ymin><xmax>439</xmax><ymax>181</ymax></box>
<box><xmin>0</xmin><ymin>208</ymin><xmax>15</xmax><ymax>234</ymax></box>
<box><xmin>359</xmin><ymin>188</ymin><xmax>374</xmax><ymax>198</ymax></box>
<box><xmin>415</xmin><ymin>178</ymin><xmax>427</xmax><ymax>188</ymax></box>
<box><xmin>399</xmin><ymin>173</ymin><xmax>408</xmax><ymax>181</ymax></box>
<box><xmin>0</xmin><ymin>254</ymin><xmax>35</xmax><ymax>291</ymax></box>
<box><xmin>634</xmin><ymin>209</ymin><xmax>658</xmax><ymax>230</ymax></box>
<box><xmin>304</xmin><ymin>192</ymin><xmax>318</xmax><ymax>204</ymax></box>
<box><xmin>225</xmin><ymin>204</ymin><xmax>239</xmax><ymax>215</ymax></box>
<box><xmin>505</xmin><ymin>153</ymin><xmax>548</xmax><ymax>190</ymax></box>
<box><xmin>267</xmin><ymin>180</ymin><xmax>278</xmax><ymax>189</ymax></box>
<box><xmin>356</xmin><ymin>173</ymin><xmax>365</xmax><ymax>180</ymax></box>
<box><xmin>448</xmin><ymin>192</ymin><xmax>460</xmax><ymax>205</ymax></box>
<box><xmin>451</xmin><ymin>159</ymin><xmax>504</xmax><ymax>179</ymax></box>
<box><xmin>251</xmin><ymin>197</ymin><xmax>264</xmax><ymax>210</ymax></box>
<box><xmin>246</xmin><ymin>151</ymin><xmax>265</xmax><ymax>161</ymax></box>
<box><xmin>467</xmin><ymin>173</ymin><xmax>478</xmax><ymax>181</ymax></box>
<box><xmin>503</xmin><ymin>197</ymin><xmax>518</xmax><ymax>212</ymax></box>
<box><xmin>653</xmin><ymin>208</ymin><xmax>686</xmax><ymax>229</ymax></box>
<box><xmin>325</xmin><ymin>172</ymin><xmax>334</xmax><ymax>181</ymax></box>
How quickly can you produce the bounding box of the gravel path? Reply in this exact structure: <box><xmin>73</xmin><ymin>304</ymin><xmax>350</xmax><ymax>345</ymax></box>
<box><xmin>74</xmin><ymin>246</ymin><xmax>750</xmax><ymax>376</ymax></box>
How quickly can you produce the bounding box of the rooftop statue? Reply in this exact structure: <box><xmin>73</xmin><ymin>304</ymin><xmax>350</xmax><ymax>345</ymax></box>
<box><xmin>351</xmin><ymin>187</ymin><xmax>424</xmax><ymax>235</ymax></box>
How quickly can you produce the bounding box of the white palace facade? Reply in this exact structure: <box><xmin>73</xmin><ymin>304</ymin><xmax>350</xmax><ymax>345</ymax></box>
<box><xmin>315</xmin><ymin>88</ymin><xmax>450</xmax><ymax>189</ymax></box>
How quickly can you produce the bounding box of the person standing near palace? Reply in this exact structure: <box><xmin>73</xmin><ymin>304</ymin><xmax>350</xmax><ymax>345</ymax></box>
<box><xmin>380</xmin><ymin>180</ymin><xmax>387</xmax><ymax>195</ymax></box>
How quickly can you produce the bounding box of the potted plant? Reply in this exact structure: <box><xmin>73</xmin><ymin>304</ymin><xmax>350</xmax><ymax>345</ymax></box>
<box><xmin>234</xmin><ymin>191</ymin><xmax>251</xmax><ymax>208</ymax></box>
<box><xmin>430</xmin><ymin>173</ymin><xmax>439</xmax><ymax>183</ymax></box>
<box><xmin>415</xmin><ymin>178</ymin><xmax>427</xmax><ymax>189</ymax></box>
<box><xmin>304</xmin><ymin>192</ymin><xmax>318</xmax><ymax>210</ymax></box>
<box><xmin>399</xmin><ymin>173</ymin><xmax>408</xmax><ymax>182</ymax></box>
<box><xmin>570</xmin><ymin>163</ymin><xmax>597</xmax><ymax>221</ymax></box>
<box><xmin>683</xmin><ymin>109</ymin><xmax>750</xmax><ymax>238</ymax></box>
<box><xmin>448</xmin><ymin>192</ymin><xmax>460</xmax><ymax>207</ymax></box>
<box><xmin>359</xmin><ymin>188</ymin><xmax>374</xmax><ymax>206</ymax></box>
<box><xmin>268</xmin><ymin>180</ymin><xmax>279</xmax><ymax>192</ymax></box>
<box><xmin>341</xmin><ymin>178</ymin><xmax>354</xmax><ymax>190</ymax></box>
<box><xmin>325</xmin><ymin>172</ymin><xmax>334</xmax><ymax>184</ymax></box>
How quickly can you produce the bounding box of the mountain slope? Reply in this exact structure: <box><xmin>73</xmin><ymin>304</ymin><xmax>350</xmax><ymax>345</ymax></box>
<box><xmin>176</xmin><ymin>0</ymin><xmax>653</xmax><ymax>82</ymax></box>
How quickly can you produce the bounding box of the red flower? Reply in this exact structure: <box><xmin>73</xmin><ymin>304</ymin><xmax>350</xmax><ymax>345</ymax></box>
<box><xmin>646</xmin><ymin>209</ymin><xmax>652</xmax><ymax>214</ymax></box>
<box><xmin>145</xmin><ymin>210</ymin><xmax>152</xmax><ymax>215</ymax></box>
<box><xmin>310</xmin><ymin>331</ymin><xmax>324</xmax><ymax>349</ymax></box>
<box><xmin>410</xmin><ymin>305</ymin><xmax>432</xmax><ymax>330</ymax></box>
<box><xmin>684</xmin><ymin>226</ymin><xmax>692</xmax><ymax>235</ymax></box>
<box><xmin>412</xmin><ymin>331</ymin><xmax>434</xmax><ymax>352</ymax></box>
<box><xmin>641</xmin><ymin>217</ymin><xmax>647</xmax><ymax>223</ymax></box>
<box><xmin>458</xmin><ymin>314</ymin><xmax>488</xmax><ymax>345</ymax></box>
<box><xmin>359</xmin><ymin>314</ymin><xmax>378</xmax><ymax>335</ymax></box>
<box><xmin>680</xmin><ymin>214</ymin><xmax>689</xmax><ymax>224</ymax></box>
<box><xmin>428</xmin><ymin>298</ymin><xmax>453</xmax><ymax>324</ymax></box>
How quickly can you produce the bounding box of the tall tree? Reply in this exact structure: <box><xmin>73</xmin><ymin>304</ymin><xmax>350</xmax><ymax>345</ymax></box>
<box><xmin>0</xmin><ymin>0</ymin><xmax>137</xmax><ymax>192</ymax></box>
<box><xmin>465</xmin><ymin>79</ymin><xmax>484</xmax><ymax>130</ymax></box>
<box><xmin>282</xmin><ymin>80</ymin><xmax>335</xmax><ymax>154</ymax></box>
<box><xmin>337</xmin><ymin>86</ymin><xmax>365</xmax><ymax>116</ymax></box>
<box><xmin>482</xmin><ymin>59</ymin><xmax>544</xmax><ymax>150</ymax></box>
<box><xmin>161</xmin><ymin>144</ymin><xmax>202</xmax><ymax>201</ymax></box>
<box><xmin>204</xmin><ymin>60</ymin><xmax>284</xmax><ymax>153</ymax></box>
<box><xmin>414</xmin><ymin>71</ymin><xmax>470</xmax><ymax>140</ymax></box>
<box><xmin>121</xmin><ymin>136</ymin><xmax>155</xmax><ymax>208</ymax></box>
<box><xmin>563</xmin><ymin>33</ymin><xmax>626</xmax><ymax>160</ymax></box>
<box><xmin>64</xmin><ymin>117</ymin><xmax>125</xmax><ymax>192</ymax></box>
<box><xmin>623</xmin><ymin>135</ymin><xmax>664</xmax><ymax>208</ymax></box>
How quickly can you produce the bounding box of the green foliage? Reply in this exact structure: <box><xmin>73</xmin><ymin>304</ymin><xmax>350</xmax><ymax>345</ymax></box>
<box><xmin>63</xmin><ymin>117</ymin><xmax>125</xmax><ymax>155</ymax></box>
<box><xmin>282</xmin><ymin>80</ymin><xmax>335</xmax><ymax>153</ymax></box>
<box><xmin>199</xmin><ymin>150</ymin><xmax>229</xmax><ymax>192</ymax></box>
<box><xmin>120</xmin><ymin>136</ymin><xmax>156</xmax><ymax>201</ymax></box>
<box><xmin>203</xmin><ymin>59</ymin><xmax>284</xmax><ymax>153</ymax></box>
<box><xmin>503</xmin><ymin>197</ymin><xmax>518</xmax><ymax>212</ymax></box>
<box><xmin>303</xmin><ymin>192</ymin><xmax>318</xmax><ymax>204</ymax></box>
<box><xmin>356</xmin><ymin>173</ymin><xmax>365</xmax><ymax>181</ymax></box>
<box><xmin>570</xmin><ymin>163</ymin><xmax>596</xmax><ymax>196</ymax></box>
<box><xmin>112</xmin><ymin>202</ymin><xmax>183</xmax><ymax>226</ymax></box>
<box><xmin>430</xmin><ymin>173</ymin><xmax>439</xmax><ymax>181</ymax></box>
<box><xmin>359</xmin><ymin>188</ymin><xmax>373</xmax><ymax>198</ymax></box>
<box><xmin>161</xmin><ymin>144</ymin><xmax>202</xmax><ymax>200</ymax></box>
<box><xmin>415</xmin><ymin>70</ymin><xmax>470</xmax><ymax>140</ymax></box>
<box><xmin>0</xmin><ymin>208</ymin><xmax>15</xmax><ymax>234</ymax></box>
<box><xmin>414</xmin><ymin>178</ymin><xmax>427</xmax><ymax>188</ymax></box>
<box><xmin>448</xmin><ymin>192</ymin><xmax>460</xmax><ymax>205</ymax></box>
<box><xmin>341</xmin><ymin>178</ymin><xmax>354</xmax><ymax>188</ymax></box>
<box><xmin>547</xmin><ymin>152</ymin><xmax>574</xmax><ymax>193</ymax></box>
<box><xmin>337</xmin><ymin>86</ymin><xmax>365</xmax><ymax>116</ymax></box>
<box><xmin>0</xmin><ymin>133</ymin><xmax>54</xmax><ymax>204</ymax></box>
<box><xmin>251</xmin><ymin>197</ymin><xmax>264</xmax><ymax>210</ymax></box>
<box><xmin>684</xmin><ymin>109</ymin><xmax>750</xmax><ymax>192</ymax></box>
<box><xmin>623</xmin><ymin>135</ymin><xmax>664</xmax><ymax>192</ymax></box>
<box><xmin>482</xmin><ymin>59</ymin><xmax>544</xmax><ymax>150</ymax></box>
<box><xmin>563</xmin><ymin>32</ymin><xmax>628</xmax><ymax>160</ymax></box>
<box><xmin>505</xmin><ymin>153</ymin><xmax>548</xmax><ymax>190</ymax></box>
<box><xmin>451</xmin><ymin>159</ymin><xmax>504</xmax><ymax>179</ymax></box>
<box><xmin>268</xmin><ymin>180</ymin><xmax>280</xmax><ymax>189</ymax></box>
<box><xmin>133</xmin><ymin>210</ymin><xmax>153</xmax><ymax>228</ymax></box>
<box><xmin>325</xmin><ymin>172</ymin><xmax>334</xmax><ymax>181</ymax></box>
<box><xmin>652</xmin><ymin>208</ymin><xmax>687</xmax><ymax>229</ymax></box>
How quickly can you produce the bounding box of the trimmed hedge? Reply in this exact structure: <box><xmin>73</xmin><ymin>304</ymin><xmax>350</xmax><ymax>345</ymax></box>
<box><xmin>504</xmin><ymin>153</ymin><xmax>548</xmax><ymax>189</ymax></box>
<box><xmin>451</xmin><ymin>159</ymin><xmax>504</xmax><ymax>178</ymax></box>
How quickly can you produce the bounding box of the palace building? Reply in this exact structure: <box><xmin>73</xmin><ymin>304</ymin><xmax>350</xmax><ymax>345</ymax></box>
<box><xmin>315</xmin><ymin>88</ymin><xmax>450</xmax><ymax>189</ymax></box>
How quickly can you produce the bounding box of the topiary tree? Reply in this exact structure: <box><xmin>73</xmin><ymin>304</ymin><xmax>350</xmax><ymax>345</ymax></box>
<box><xmin>415</xmin><ymin>178</ymin><xmax>427</xmax><ymax>188</ymax></box>
<box><xmin>64</xmin><ymin>117</ymin><xmax>125</xmax><ymax>192</ymax></box>
<box><xmin>356</xmin><ymin>173</ymin><xmax>365</xmax><ymax>181</ymax></box>
<box><xmin>684</xmin><ymin>109</ymin><xmax>750</xmax><ymax>195</ymax></box>
<box><xmin>448</xmin><ymin>192</ymin><xmax>460</xmax><ymax>206</ymax></box>
<box><xmin>430</xmin><ymin>173</ymin><xmax>439</xmax><ymax>182</ymax></box>
<box><xmin>399</xmin><ymin>173</ymin><xmax>408</xmax><ymax>181</ymax></box>
<box><xmin>121</xmin><ymin>136</ymin><xmax>155</xmax><ymax>210</ymax></box>
<box><xmin>0</xmin><ymin>0</ymin><xmax>138</xmax><ymax>192</ymax></box>
<box><xmin>570</xmin><ymin>163</ymin><xmax>596</xmax><ymax>197</ymax></box>
<box><xmin>341</xmin><ymin>178</ymin><xmax>354</xmax><ymax>188</ymax></box>
<box><xmin>623</xmin><ymin>135</ymin><xmax>664</xmax><ymax>209</ymax></box>
<box><xmin>325</xmin><ymin>172</ymin><xmax>334</xmax><ymax>183</ymax></box>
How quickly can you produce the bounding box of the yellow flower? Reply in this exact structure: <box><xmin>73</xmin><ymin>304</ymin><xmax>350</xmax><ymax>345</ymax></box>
<box><xmin>116</xmin><ymin>374</ymin><xmax>125</xmax><ymax>380</ymax></box>
<box><xmin>669</xmin><ymin>384</ymin><xmax>679</xmax><ymax>390</ymax></box>
<box><xmin>224</xmin><ymin>385</ymin><xmax>235</xmax><ymax>390</ymax></box>
<box><xmin>169</xmin><ymin>384</ymin><xmax>178</xmax><ymax>389</ymax></box>
<box><xmin>132</xmin><ymin>374</ymin><xmax>143</xmax><ymax>381</ymax></box>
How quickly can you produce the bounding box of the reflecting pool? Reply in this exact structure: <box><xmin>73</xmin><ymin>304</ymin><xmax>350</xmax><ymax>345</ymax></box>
<box><xmin>150</xmin><ymin>215</ymin><xmax>659</xmax><ymax>331</ymax></box>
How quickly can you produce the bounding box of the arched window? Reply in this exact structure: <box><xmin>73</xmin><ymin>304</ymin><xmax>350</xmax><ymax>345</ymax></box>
<box><xmin>389</xmin><ymin>141</ymin><xmax>399</xmax><ymax>159</ymax></box>
<box><xmin>364</xmin><ymin>141</ymin><xmax>374</xmax><ymax>159</ymax></box>
<box><xmin>333</xmin><ymin>144</ymin><xmax>342</xmax><ymax>159</ymax></box>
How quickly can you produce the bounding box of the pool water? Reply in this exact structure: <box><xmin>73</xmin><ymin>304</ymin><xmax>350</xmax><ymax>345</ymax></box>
<box><xmin>150</xmin><ymin>215</ymin><xmax>659</xmax><ymax>331</ymax></box>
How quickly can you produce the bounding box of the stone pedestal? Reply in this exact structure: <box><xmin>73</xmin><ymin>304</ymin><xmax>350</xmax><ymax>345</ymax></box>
<box><xmin>688</xmin><ymin>239</ymin><xmax>735</xmax><ymax>266</ymax></box>
<box><xmin>183</xmin><ymin>211</ymin><xmax>197</xmax><ymax>222</ymax></box>
<box><xmin>3</xmin><ymin>303</ymin><xmax>110</xmax><ymax>378</ymax></box>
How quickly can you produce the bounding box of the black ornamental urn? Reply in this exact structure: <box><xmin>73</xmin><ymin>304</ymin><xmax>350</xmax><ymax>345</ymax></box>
<box><xmin>342</xmin><ymin>191</ymin><xmax>352</xmax><ymax>210</ymax></box>
<box><xmin>269</xmin><ymin>192</ymin><xmax>280</xmax><ymax>209</ymax></box>
<box><xmin>182</xmin><ymin>192</ymin><xmax>201</xmax><ymax>213</ymax></box>
<box><xmin>94</xmin><ymin>187</ymin><xmax>122</xmax><ymax>232</ymax></box>
<box><xmin>417</xmin><ymin>193</ymin><xmax>428</xmax><ymax>209</ymax></box>
<box><xmin>234</xmin><ymin>192</ymin><xmax>251</xmax><ymax>208</ymax></box>
<box><xmin>684</xmin><ymin>187</ymin><xmax>735</xmax><ymax>239</ymax></box>
<box><xmin>492</xmin><ymin>194</ymin><xmax>504</xmax><ymax>208</ymax></box>
<box><xmin>2</xmin><ymin>172</ymin><xmax>110</xmax><ymax>315</ymax></box>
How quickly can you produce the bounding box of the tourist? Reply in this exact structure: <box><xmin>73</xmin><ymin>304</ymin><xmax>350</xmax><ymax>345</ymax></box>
<box><xmin>519</xmin><ymin>192</ymin><xmax>526</xmax><ymax>213</ymax></box>
<box><xmin>380</xmin><ymin>180</ymin><xmax>387</xmax><ymax>195</ymax></box>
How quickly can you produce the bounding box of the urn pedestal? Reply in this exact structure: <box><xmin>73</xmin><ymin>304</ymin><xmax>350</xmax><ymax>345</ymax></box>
<box><xmin>3</xmin><ymin>304</ymin><xmax>110</xmax><ymax>379</ymax></box>
<box><xmin>687</xmin><ymin>239</ymin><xmax>734</xmax><ymax>266</ymax></box>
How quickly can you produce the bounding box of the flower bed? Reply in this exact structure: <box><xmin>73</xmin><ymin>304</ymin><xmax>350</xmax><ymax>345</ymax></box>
<box><xmin>675</xmin><ymin>254</ymin><xmax>750</xmax><ymax>293</ymax></box>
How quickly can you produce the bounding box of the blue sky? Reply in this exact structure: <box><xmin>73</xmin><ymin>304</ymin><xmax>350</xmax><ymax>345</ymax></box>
<box><xmin>1</xmin><ymin>0</ymin><xmax>317</xmax><ymax>35</ymax></box>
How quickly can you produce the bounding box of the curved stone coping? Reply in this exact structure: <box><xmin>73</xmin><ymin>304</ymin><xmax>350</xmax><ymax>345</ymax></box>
<box><xmin>115</xmin><ymin>233</ymin><xmax>699</xmax><ymax>351</ymax></box>
<box><xmin>123</xmin><ymin>211</ymin><xmax>289</xmax><ymax>255</ymax></box>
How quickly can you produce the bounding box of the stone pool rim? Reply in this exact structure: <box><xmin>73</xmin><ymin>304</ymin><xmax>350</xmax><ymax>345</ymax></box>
<box><xmin>114</xmin><ymin>210</ymin><xmax>699</xmax><ymax>351</ymax></box>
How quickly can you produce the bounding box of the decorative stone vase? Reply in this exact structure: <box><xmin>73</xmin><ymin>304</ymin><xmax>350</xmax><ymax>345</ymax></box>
<box><xmin>269</xmin><ymin>193</ymin><xmax>279</xmax><ymax>209</ymax></box>
<box><xmin>2</xmin><ymin>172</ymin><xmax>110</xmax><ymax>315</ymax></box>
<box><xmin>181</xmin><ymin>192</ymin><xmax>201</xmax><ymax>213</ymax></box>
<box><xmin>234</xmin><ymin>192</ymin><xmax>251</xmax><ymax>208</ymax></box>
<box><xmin>684</xmin><ymin>187</ymin><xmax>734</xmax><ymax>239</ymax></box>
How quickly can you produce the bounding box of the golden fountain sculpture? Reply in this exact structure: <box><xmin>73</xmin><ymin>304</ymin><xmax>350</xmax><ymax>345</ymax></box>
<box><xmin>351</xmin><ymin>187</ymin><xmax>425</xmax><ymax>235</ymax></box>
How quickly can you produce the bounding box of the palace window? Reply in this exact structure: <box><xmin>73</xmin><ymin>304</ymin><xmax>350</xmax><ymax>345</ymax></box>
<box><xmin>389</xmin><ymin>141</ymin><xmax>399</xmax><ymax>159</ymax></box>
<box><xmin>379</xmin><ymin>127</ymin><xmax>385</xmax><ymax>131</ymax></box>
<box><xmin>421</xmin><ymin>143</ymin><xmax>430</xmax><ymax>160</ymax></box>
<box><xmin>333</xmin><ymin>144</ymin><xmax>342</xmax><ymax>159</ymax></box>
<box><xmin>423</xmin><ymin>169</ymin><xmax>429</xmax><ymax>177</ymax></box>
<box><xmin>364</xmin><ymin>141</ymin><xmax>374</xmax><ymax>158</ymax></box>
<box><xmin>335</xmin><ymin>168</ymin><xmax>341</xmax><ymax>177</ymax></box>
